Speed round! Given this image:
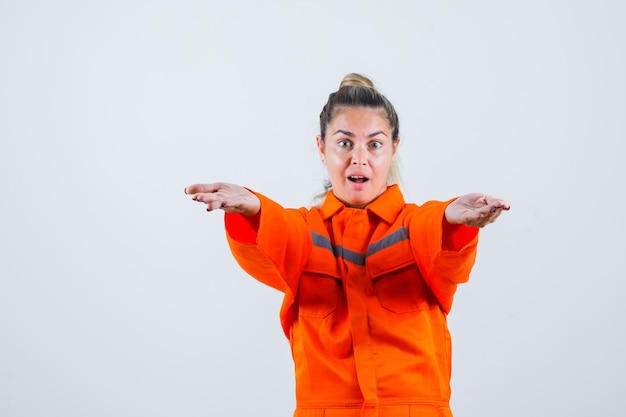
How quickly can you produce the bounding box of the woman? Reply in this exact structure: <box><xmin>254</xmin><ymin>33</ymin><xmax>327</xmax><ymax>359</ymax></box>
<box><xmin>185</xmin><ymin>74</ymin><xmax>509</xmax><ymax>417</ymax></box>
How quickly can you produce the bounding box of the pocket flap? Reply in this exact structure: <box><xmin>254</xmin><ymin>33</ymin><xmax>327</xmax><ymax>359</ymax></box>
<box><xmin>367</xmin><ymin>239</ymin><xmax>415</xmax><ymax>279</ymax></box>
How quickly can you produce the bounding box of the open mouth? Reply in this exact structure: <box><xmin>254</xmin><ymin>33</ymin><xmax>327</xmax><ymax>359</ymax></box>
<box><xmin>348</xmin><ymin>176</ymin><xmax>369</xmax><ymax>184</ymax></box>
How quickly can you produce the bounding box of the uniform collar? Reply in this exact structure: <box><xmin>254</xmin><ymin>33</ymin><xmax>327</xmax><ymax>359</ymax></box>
<box><xmin>319</xmin><ymin>184</ymin><xmax>406</xmax><ymax>223</ymax></box>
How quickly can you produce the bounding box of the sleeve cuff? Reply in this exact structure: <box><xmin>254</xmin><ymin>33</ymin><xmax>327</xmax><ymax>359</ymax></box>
<box><xmin>442</xmin><ymin>217</ymin><xmax>478</xmax><ymax>251</ymax></box>
<box><xmin>225</xmin><ymin>210</ymin><xmax>261</xmax><ymax>244</ymax></box>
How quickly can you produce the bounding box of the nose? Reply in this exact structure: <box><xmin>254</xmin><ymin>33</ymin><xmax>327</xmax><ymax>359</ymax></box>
<box><xmin>351</xmin><ymin>146</ymin><xmax>367</xmax><ymax>165</ymax></box>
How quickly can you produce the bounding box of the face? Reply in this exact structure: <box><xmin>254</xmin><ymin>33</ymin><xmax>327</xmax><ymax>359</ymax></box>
<box><xmin>317</xmin><ymin>106</ymin><xmax>399</xmax><ymax>208</ymax></box>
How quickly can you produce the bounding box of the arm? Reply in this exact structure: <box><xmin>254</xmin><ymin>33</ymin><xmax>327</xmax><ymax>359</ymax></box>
<box><xmin>185</xmin><ymin>183</ymin><xmax>310</xmax><ymax>295</ymax></box>
<box><xmin>410</xmin><ymin>194</ymin><xmax>509</xmax><ymax>313</ymax></box>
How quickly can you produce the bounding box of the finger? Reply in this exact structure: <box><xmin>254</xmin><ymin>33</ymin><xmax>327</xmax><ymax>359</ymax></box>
<box><xmin>474</xmin><ymin>204</ymin><xmax>498</xmax><ymax>218</ymax></box>
<box><xmin>208</xmin><ymin>200</ymin><xmax>246</xmax><ymax>214</ymax></box>
<box><xmin>485</xmin><ymin>196</ymin><xmax>511</xmax><ymax>211</ymax></box>
<box><xmin>192</xmin><ymin>193</ymin><xmax>208</xmax><ymax>203</ymax></box>
<box><xmin>485</xmin><ymin>210</ymin><xmax>502</xmax><ymax>224</ymax></box>
<box><xmin>478</xmin><ymin>201</ymin><xmax>509</xmax><ymax>217</ymax></box>
<box><xmin>205</xmin><ymin>200</ymin><xmax>226</xmax><ymax>212</ymax></box>
<box><xmin>476</xmin><ymin>209</ymin><xmax>503</xmax><ymax>228</ymax></box>
<box><xmin>193</xmin><ymin>192</ymin><xmax>227</xmax><ymax>206</ymax></box>
<box><xmin>185</xmin><ymin>183</ymin><xmax>223</xmax><ymax>195</ymax></box>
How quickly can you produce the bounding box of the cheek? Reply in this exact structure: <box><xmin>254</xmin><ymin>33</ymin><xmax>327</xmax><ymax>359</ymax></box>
<box><xmin>372</xmin><ymin>155</ymin><xmax>394</xmax><ymax>176</ymax></box>
<box><xmin>326</xmin><ymin>154</ymin><xmax>349</xmax><ymax>172</ymax></box>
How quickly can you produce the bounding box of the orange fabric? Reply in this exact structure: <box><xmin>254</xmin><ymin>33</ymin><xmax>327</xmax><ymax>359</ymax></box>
<box><xmin>224</xmin><ymin>185</ymin><xmax>478</xmax><ymax>417</ymax></box>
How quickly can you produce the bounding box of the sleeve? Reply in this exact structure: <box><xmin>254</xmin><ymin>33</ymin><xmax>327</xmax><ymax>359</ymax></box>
<box><xmin>224</xmin><ymin>191</ymin><xmax>311</xmax><ymax>296</ymax></box>
<box><xmin>408</xmin><ymin>199</ymin><xmax>479</xmax><ymax>313</ymax></box>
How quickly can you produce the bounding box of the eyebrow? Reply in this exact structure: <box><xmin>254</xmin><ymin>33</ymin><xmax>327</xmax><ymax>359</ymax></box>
<box><xmin>332</xmin><ymin>130</ymin><xmax>388</xmax><ymax>138</ymax></box>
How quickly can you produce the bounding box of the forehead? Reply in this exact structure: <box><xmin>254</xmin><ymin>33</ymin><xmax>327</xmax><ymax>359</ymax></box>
<box><xmin>329</xmin><ymin>106</ymin><xmax>391</xmax><ymax>132</ymax></box>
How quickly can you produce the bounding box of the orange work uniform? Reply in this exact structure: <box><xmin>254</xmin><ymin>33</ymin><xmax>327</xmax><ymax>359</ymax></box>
<box><xmin>224</xmin><ymin>185</ymin><xmax>479</xmax><ymax>417</ymax></box>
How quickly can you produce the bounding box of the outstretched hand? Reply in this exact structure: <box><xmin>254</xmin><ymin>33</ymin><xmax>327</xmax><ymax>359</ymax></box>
<box><xmin>445</xmin><ymin>194</ymin><xmax>510</xmax><ymax>228</ymax></box>
<box><xmin>185</xmin><ymin>182</ymin><xmax>261</xmax><ymax>216</ymax></box>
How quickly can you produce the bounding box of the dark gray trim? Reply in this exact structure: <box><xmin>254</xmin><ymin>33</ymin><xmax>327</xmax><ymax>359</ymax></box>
<box><xmin>311</xmin><ymin>231</ymin><xmax>334</xmax><ymax>252</ymax></box>
<box><xmin>310</xmin><ymin>227</ymin><xmax>409</xmax><ymax>266</ymax></box>
<box><xmin>366</xmin><ymin>227</ymin><xmax>409</xmax><ymax>257</ymax></box>
<box><xmin>334</xmin><ymin>245</ymin><xmax>366</xmax><ymax>266</ymax></box>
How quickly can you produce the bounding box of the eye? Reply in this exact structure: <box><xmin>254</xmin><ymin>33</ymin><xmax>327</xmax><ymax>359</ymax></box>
<box><xmin>338</xmin><ymin>139</ymin><xmax>353</xmax><ymax>149</ymax></box>
<box><xmin>369</xmin><ymin>141</ymin><xmax>383</xmax><ymax>149</ymax></box>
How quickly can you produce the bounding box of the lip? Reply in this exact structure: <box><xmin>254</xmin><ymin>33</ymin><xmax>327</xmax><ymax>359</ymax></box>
<box><xmin>348</xmin><ymin>175</ymin><xmax>369</xmax><ymax>183</ymax></box>
<box><xmin>347</xmin><ymin>174</ymin><xmax>370</xmax><ymax>190</ymax></box>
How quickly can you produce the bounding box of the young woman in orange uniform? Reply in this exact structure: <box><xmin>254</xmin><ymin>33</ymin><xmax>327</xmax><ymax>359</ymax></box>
<box><xmin>185</xmin><ymin>74</ymin><xmax>510</xmax><ymax>417</ymax></box>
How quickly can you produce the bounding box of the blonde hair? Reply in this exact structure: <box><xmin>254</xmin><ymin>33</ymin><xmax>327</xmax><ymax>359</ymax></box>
<box><xmin>316</xmin><ymin>73</ymin><xmax>402</xmax><ymax>202</ymax></box>
<box><xmin>339</xmin><ymin>73</ymin><xmax>375</xmax><ymax>89</ymax></box>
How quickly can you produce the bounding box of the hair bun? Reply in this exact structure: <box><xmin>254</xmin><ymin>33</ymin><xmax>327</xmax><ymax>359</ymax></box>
<box><xmin>339</xmin><ymin>73</ymin><xmax>375</xmax><ymax>89</ymax></box>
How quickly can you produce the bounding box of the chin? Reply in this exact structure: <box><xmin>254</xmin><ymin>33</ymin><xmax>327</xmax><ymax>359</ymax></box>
<box><xmin>342</xmin><ymin>195</ymin><xmax>373</xmax><ymax>208</ymax></box>
<box><xmin>335</xmin><ymin>186</ymin><xmax>382</xmax><ymax>208</ymax></box>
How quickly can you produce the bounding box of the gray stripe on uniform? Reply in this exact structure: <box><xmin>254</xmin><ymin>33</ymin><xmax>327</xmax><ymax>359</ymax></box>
<box><xmin>310</xmin><ymin>228</ymin><xmax>407</xmax><ymax>266</ymax></box>
<box><xmin>310</xmin><ymin>231</ymin><xmax>366</xmax><ymax>266</ymax></box>
<box><xmin>366</xmin><ymin>227</ymin><xmax>409</xmax><ymax>257</ymax></box>
<box><xmin>311</xmin><ymin>231</ymin><xmax>334</xmax><ymax>252</ymax></box>
<box><xmin>334</xmin><ymin>245</ymin><xmax>366</xmax><ymax>266</ymax></box>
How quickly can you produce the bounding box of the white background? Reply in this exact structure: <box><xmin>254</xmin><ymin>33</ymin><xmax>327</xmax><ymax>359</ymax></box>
<box><xmin>1</xmin><ymin>1</ymin><xmax>625</xmax><ymax>416</ymax></box>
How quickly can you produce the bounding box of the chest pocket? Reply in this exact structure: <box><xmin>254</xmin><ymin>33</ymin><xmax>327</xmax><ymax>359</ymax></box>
<box><xmin>297</xmin><ymin>248</ymin><xmax>342</xmax><ymax>318</ymax></box>
<box><xmin>368</xmin><ymin>240</ymin><xmax>435</xmax><ymax>313</ymax></box>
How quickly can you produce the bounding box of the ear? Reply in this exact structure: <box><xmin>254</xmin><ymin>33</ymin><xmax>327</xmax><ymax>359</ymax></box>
<box><xmin>316</xmin><ymin>135</ymin><xmax>326</xmax><ymax>164</ymax></box>
<box><xmin>392</xmin><ymin>137</ymin><xmax>401</xmax><ymax>159</ymax></box>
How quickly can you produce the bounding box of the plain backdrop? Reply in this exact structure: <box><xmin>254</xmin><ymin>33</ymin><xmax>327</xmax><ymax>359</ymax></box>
<box><xmin>1</xmin><ymin>1</ymin><xmax>625</xmax><ymax>416</ymax></box>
